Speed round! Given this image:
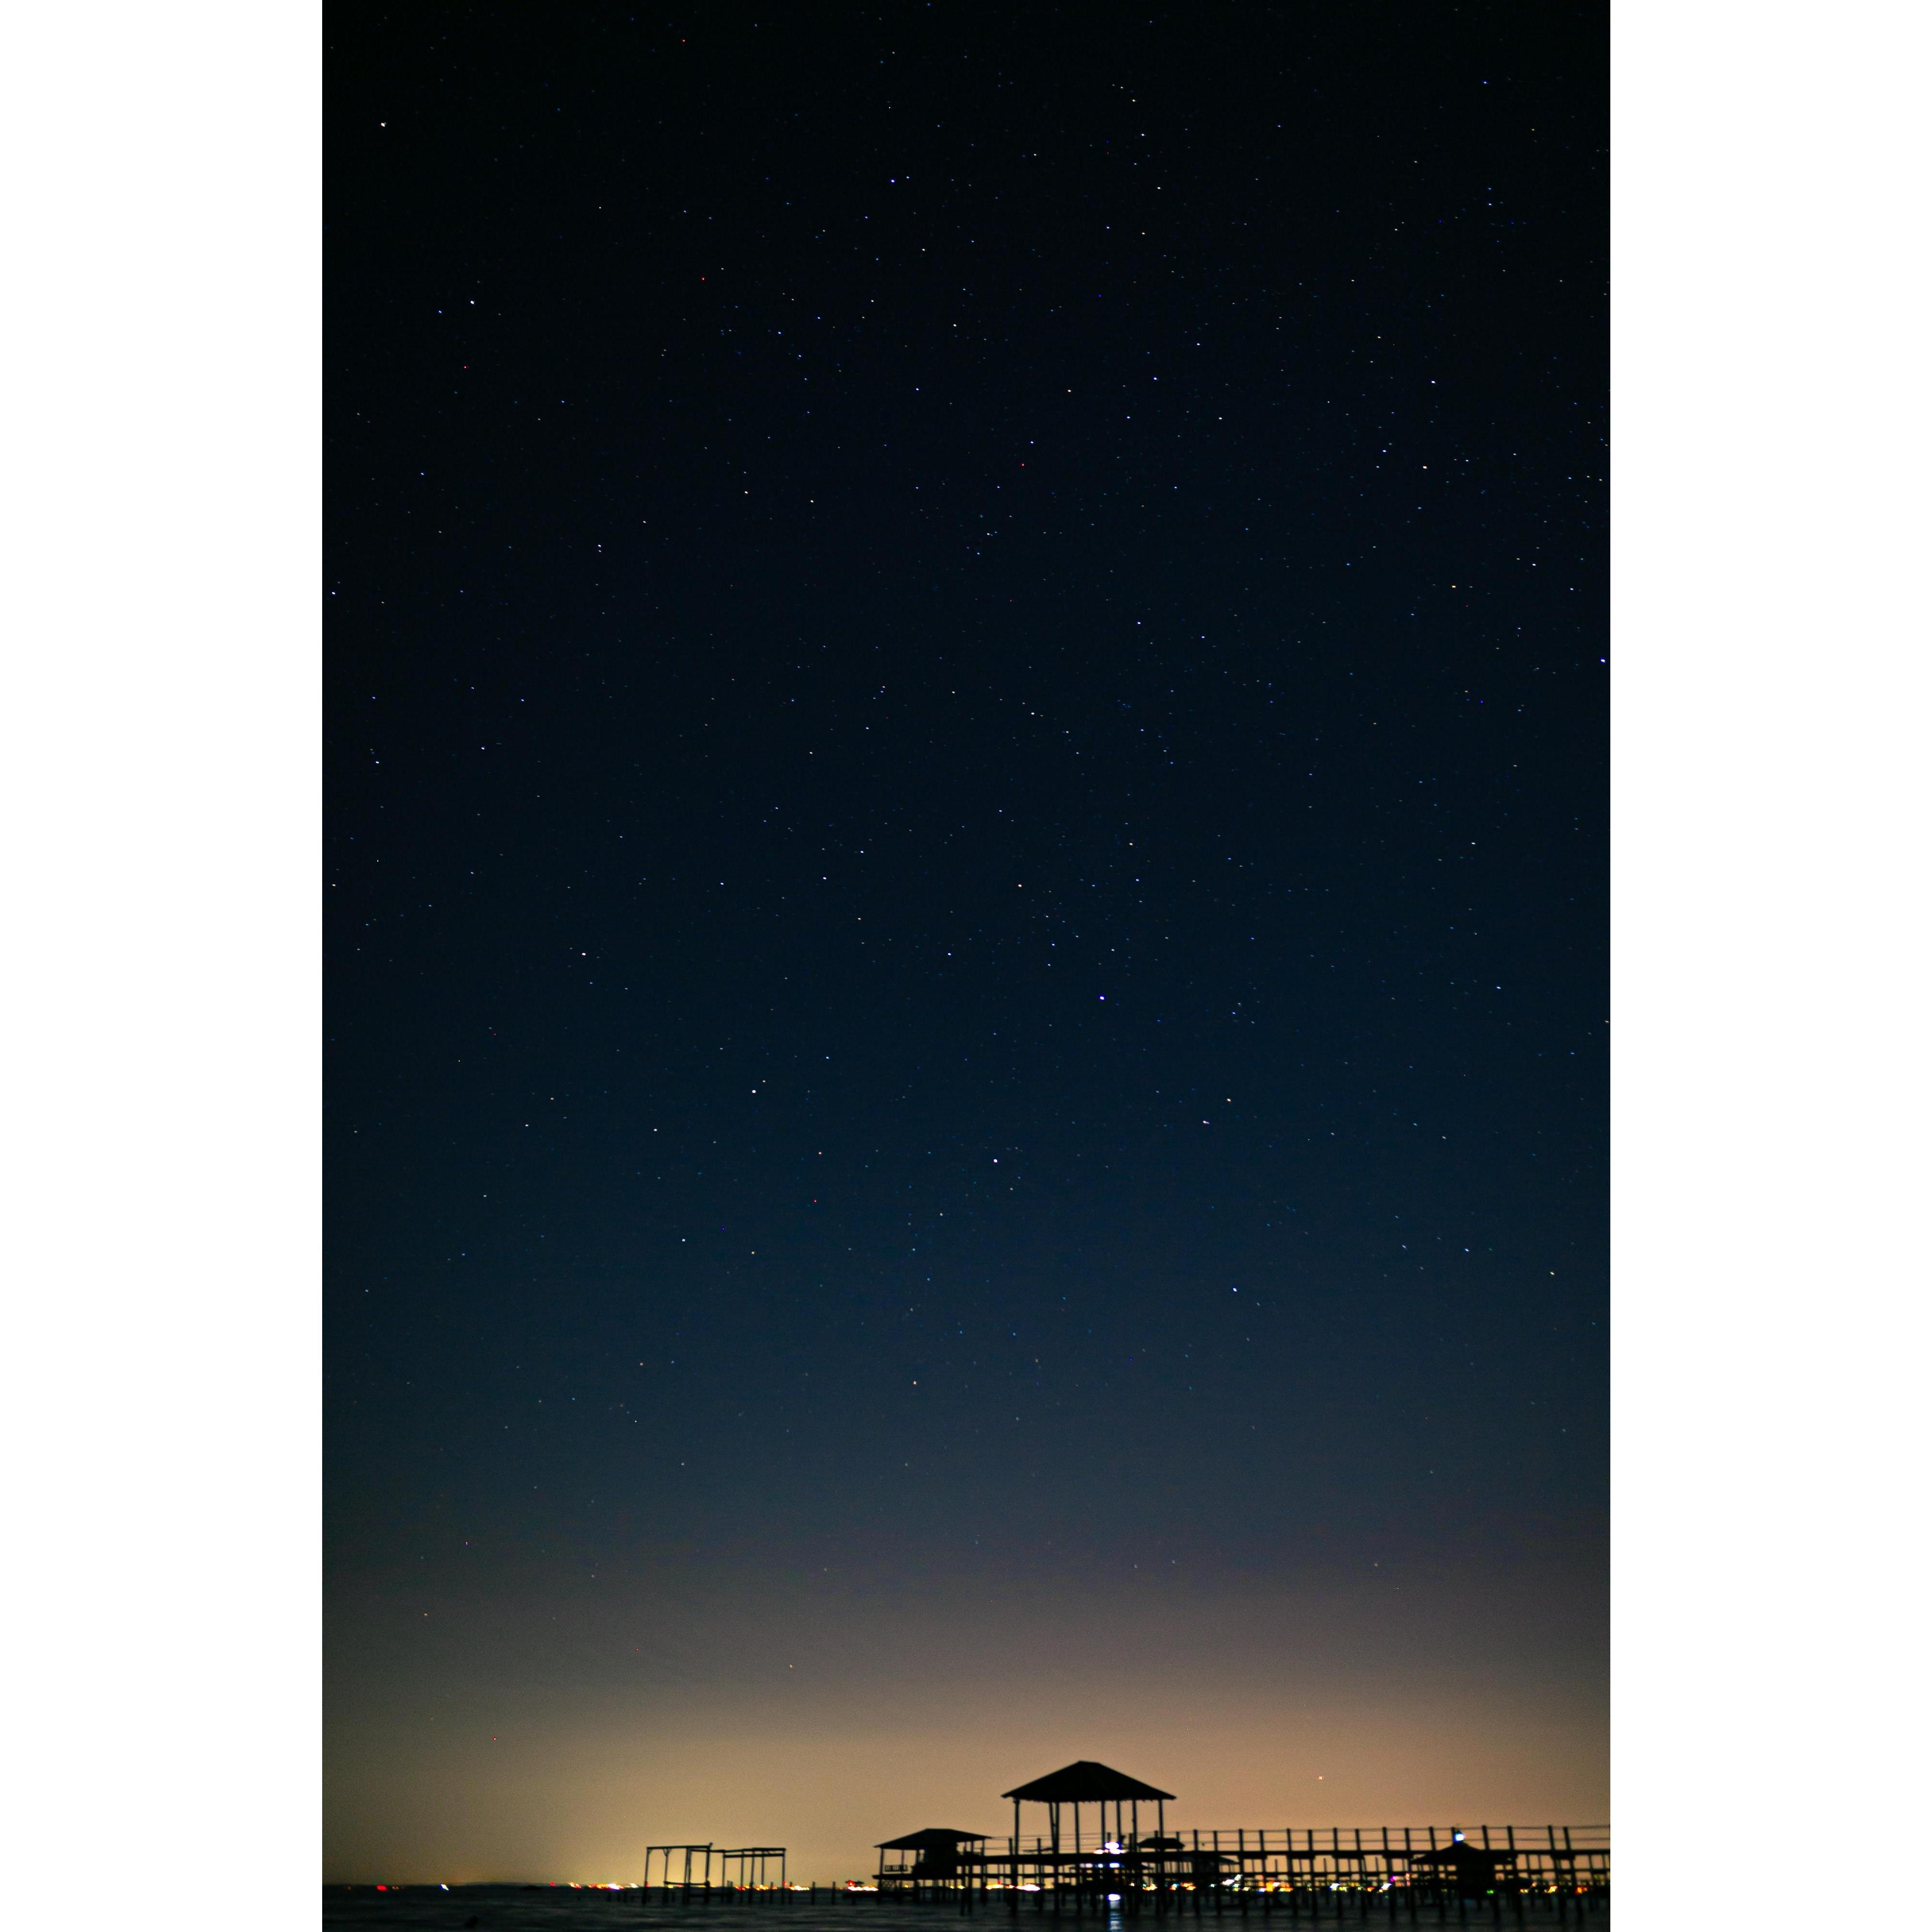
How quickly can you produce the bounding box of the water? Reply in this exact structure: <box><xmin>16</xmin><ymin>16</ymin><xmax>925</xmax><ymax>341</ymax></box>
<box><xmin>323</xmin><ymin>1895</ymin><xmax>1607</xmax><ymax>1932</ymax></box>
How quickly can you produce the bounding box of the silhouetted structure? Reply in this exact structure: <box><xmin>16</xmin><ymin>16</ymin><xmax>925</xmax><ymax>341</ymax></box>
<box><xmin>945</xmin><ymin>1806</ymin><xmax>1605</xmax><ymax>1918</ymax></box>
<box><xmin>643</xmin><ymin>1843</ymin><xmax>786</xmax><ymax>1890</ymax></box>
<box><xmin>1413</xmin><ymin>1832</ymin><xmax>1513</xmax><ymax>1901</ymax></box>
<box><xmin>915</xmin><ymin>1761</ymin><xmax>1180</xmax><ymax>1904</ymax></box>
<box><xmin>1003</xmin><ymin>1761</ymin><xmax>1176</xmax><ymax>1889</ymax></box>
<box><xmin>644</xmin><ymin>1788</ymin><xmax>1607</xmax><ymax>1920</ymax></box>
<box><xmin>878</xmin><ymin>1829</ymin><xmax>992</xmax><ymax>1894</ymax></box>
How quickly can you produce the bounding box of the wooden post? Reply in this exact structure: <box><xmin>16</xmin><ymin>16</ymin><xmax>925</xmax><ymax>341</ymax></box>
<box><xmin>1013</xmin><ymin>1802</ymin><xmax>1022</xmax><ymax>1918</ymax></box>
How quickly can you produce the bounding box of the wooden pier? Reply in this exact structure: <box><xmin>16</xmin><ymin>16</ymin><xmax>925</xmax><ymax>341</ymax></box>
<box><xmin>952</xmin><ymin>1820</ymin><xmax>1609</xmax><ymax>1914</ymax></box>
<box><xmin>645</xmin><ymin>1843</ymin><xmax>789</xmax><ymax>1891</ymax></box>
<box><xmin>640</xmin><ymin>1761</ymin><xmax>1607</xmax><ymax>1919</ymax></box>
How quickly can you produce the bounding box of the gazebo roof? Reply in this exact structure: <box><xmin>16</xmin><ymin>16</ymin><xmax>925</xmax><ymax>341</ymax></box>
<box><xmin>1416</xmin><ymin>1842</ymin><xmax>1512</xmax><ymax>1864</ymax></box>
<box><xmin>877</xmin><ymin>1828</ymin><xmax>991</xmax><ymax>1851</ymax></box>
<box><xmin>1001</xmin><ymin>1761</ymin><xmax>1177</xmax><ymax>1803</ymax></box>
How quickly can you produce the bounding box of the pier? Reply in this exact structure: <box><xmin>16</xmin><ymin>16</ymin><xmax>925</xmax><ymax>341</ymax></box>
<box><xmin>645</xmin><ymin>1845</ymin><xmax>789</xmax><ymax>1892</ymax></box>
<box><xmin>641</xmin><ymin>1762</ymin><xmax>1608</xmax><ymax>1920</ymax></box>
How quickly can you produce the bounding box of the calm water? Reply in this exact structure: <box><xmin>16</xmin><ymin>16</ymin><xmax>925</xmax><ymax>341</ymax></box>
<box><xmin>322</xmin><ymin>1895</ymin><xmax>1608</xmax><ymax>1932</ymax></box>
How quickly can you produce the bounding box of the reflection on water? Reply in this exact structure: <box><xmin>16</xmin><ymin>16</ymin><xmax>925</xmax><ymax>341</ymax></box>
<box><xmin>324</xmin><ymin>1892</ymin><xmax>1608</xmax><ymax>1932</ymax></box>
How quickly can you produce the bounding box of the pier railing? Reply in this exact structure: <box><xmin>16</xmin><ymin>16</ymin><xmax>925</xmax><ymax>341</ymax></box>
<box><xmin>951</xmin><ymin>1826</ymin><xmax>1608</xmax><ymax>1896</ymax></box>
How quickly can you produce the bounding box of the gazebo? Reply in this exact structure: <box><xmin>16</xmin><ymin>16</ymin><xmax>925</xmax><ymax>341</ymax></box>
<box><xmin>1001</xmin><ymin>1761</ymin><xmax>1177</xmax><ymax>1888</ymax></box>
<box><xmin>876</xmin><ymin>1828</ymin><xmax>990</xmax><ymax>1892</ymax></box>
<box><xmin>1412</xmin><ymin>1832</ymin><xmax>1514</xmax><ymax>1900</ymax></box>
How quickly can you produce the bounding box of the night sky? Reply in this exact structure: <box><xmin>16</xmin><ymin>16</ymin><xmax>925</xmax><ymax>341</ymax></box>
<box><xmin>326</xmin><ymin>3</ymin><xmax>1606</xmax><ymax>1883</ymax></box>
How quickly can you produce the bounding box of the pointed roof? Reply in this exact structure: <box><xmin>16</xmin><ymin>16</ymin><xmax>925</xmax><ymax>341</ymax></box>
<box><xmin>877</xmin><ymin>1828</ymin><xmax>991</xmax><ymax>1851</ymax></box>
<box><xmin>1001</xmin><ymin>1761</ymin><xmax>1176</xmax><ymax>1803</ymax></box>
<box><xmin>1415</xmin><ymin>1842</ymin><xmax>1512</xmax><ymax>1865</ymax></box>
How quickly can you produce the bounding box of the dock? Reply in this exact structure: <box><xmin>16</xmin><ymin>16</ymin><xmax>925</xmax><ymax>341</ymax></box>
<box><xmin>641</xmin><ymin>1760</ymin><xmax>1608</xmax><ymax>1920</ymax></box>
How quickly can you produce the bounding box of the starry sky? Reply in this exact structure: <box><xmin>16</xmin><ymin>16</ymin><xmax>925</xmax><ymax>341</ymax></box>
<box><xmin>325</xmin><ymin>2</ymin><xmax>1606</xmax><ymax>1885</ymax></box>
